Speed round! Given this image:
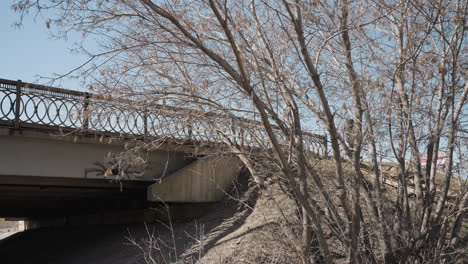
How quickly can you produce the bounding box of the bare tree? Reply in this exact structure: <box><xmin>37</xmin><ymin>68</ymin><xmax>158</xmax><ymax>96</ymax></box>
<box><xmin>12</xmin><ymin>0</ymin><xmax>467</xmax><ymax>263</ymax></box>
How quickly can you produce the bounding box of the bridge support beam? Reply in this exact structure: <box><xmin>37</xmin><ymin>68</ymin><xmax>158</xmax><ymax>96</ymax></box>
<box><xmin>147</xmin><ymin>156</ymin><xmax>243</xmax><ymax>202</ymax></box>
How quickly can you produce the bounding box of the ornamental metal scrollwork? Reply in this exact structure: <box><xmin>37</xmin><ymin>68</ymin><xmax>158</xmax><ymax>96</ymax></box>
<box><xmin>0</xmin><ymin>78</ymin><xmax>327</xmax><ymax>156</ymax></box>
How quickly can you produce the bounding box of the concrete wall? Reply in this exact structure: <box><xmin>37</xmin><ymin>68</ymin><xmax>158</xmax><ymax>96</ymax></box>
<box><xmin>148</xmin><ymin>156</ymin><xmax>243</xmax><ymax>202</ymax></box>
<box><xmin>1</xmin><ymin>129</ymin><xmax>243</xmax><ymax>206</ymax></box>
<box><xmin>0</xmin><ymin>220</ymin><xmax>23</xmax><ymax>234</ymax></box>
<box><xmin>0</xmin><ymin>135</ymin><xmax>193</xmax><ymax>181</ymax></box>
<box><xmin>0</xmin><ymin>220</ymin><xmax>18</xmax><ymax>229</ymax></box>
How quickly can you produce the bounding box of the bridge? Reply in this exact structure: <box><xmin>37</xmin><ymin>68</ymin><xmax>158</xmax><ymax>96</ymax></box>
<box><xmin>0</xmin><ymin>78</ymin><xmax>326</xmax><ymax>223</ymax></box>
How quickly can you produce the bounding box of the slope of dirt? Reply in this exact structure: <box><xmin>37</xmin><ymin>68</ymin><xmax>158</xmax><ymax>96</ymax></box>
<box><xmin>196</xmin><ymin>184</ymin><xmax>299</xmax><ymax>264</ymax></box>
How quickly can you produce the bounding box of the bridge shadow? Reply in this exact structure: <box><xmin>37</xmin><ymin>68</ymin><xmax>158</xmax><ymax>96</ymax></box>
<box><xmin>176</xmin><ymin>167</ymin><xmax>259</xmax><ymax>262</ymax></box>
<box><xmin>120</xmin><ymin>167</ymin><xmax>259</xmax><ymax>263</ymax></box>
<box><xmin>0</xmin><ymin>169</ymin><xmax>259</xmax><ymax>264</ymax></box>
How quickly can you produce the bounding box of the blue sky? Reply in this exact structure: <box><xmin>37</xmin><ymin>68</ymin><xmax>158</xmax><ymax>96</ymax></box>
<box><xmin>0</xmin><ymin>2</ymin><xmax>88</xmax><ymax>91</ymax></box>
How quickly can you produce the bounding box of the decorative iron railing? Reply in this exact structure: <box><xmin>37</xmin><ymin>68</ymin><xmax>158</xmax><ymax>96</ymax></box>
<box><xmin>0</xmin><ymin>78</ymin><xmax>327</xmax><ymax>155</ymax></box>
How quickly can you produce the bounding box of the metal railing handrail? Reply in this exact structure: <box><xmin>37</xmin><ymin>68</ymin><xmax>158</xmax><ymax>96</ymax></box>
<box><xmin>0</xmin><ymin>78</ymin><xmax>327</xmax><ymax>154</ymax></box>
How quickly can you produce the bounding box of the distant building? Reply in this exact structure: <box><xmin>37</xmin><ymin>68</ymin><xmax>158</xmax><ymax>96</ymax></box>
<box><xmin>420</xmin><ymin>154</ymin><xmax>447</xmax><ymax>169</ymax></box>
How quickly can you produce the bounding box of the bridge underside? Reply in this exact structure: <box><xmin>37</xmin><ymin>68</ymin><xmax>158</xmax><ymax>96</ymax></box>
<box><xmin>0</xmin><ymin>128</ymin><xmax>243</xmax><ymax>220</ymax></box>
<box><xmin>0</xmin><ymin>175</ymin><xmax>153</xmax><ymax>218</ymax></box>
<box><xmin>0</xmin><ymin>128</ymin><xmax>197</xmax><ymax>219</ymax></box>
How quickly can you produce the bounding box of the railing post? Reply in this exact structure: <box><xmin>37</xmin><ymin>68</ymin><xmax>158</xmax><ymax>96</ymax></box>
<box><xmin>143</xmin><ymin>109</ymin><xmax>148</xmax><ymax>135</ymax></box>
<box><xmin>14</xmin><ymin>80</ymin><xmax>22</xmax><ymax>129</ymax></box>
<box><xmin>240</xmin><ymin>127</ymin><xmax>245</xmax><ymax>147</ymax></box>
<box><xmin>187</xmin><ymin>119</ymin><xmax>193</xmax><ymax>138</ymax></box>
<box><xmin>82</xmin><ymin>92</ymin><xmax>90</xmax><ymax>131</ymax></box>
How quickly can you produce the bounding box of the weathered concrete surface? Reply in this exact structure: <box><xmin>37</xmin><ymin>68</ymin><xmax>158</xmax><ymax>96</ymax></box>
<box><xmin>0</xmin><ymin>127</ymin><xmax>243</xmax><ymax>221</ymax></box>
<box><xmin>148</xmin><ymin>156</ymin><xmax>243</xmax><ymax>202</ymax></box>
<box><xmin>0</xmin><ymin>220</ymin><xmax>19</xmax><ymax>229</ymax></box>
<box><xmin>0</xmin><ymin>135</ymin><xmax>193</xmax><ymax>181</ymax></box>
<box><xmin>0</xmin><ymin>129</ymin><xmax>194</xmax><ymax>218</ymax></box>
<box><xmin>0</xmin><ymin>220</ymin><xmax>23</xmax><ymax>240</ymax></box>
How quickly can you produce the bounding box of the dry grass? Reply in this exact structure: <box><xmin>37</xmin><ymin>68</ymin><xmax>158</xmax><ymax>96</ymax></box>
<box><xmin>197</xmin><ymin>183</ymin><xmax>301</xmax><ymax>264</ymax></box>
